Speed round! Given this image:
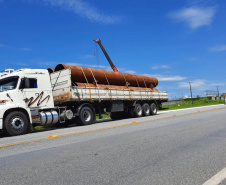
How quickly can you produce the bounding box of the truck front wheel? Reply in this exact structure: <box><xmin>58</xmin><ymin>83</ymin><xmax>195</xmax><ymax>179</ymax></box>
<box><xmin>4</xmin><ymin>111</ymin><xmax>29</xmax><ymax>136</ymax></box>
<box><xmin>77</xmin><ymin>106</ymin><xmax>94</xmax><ymax>126</ymax></box>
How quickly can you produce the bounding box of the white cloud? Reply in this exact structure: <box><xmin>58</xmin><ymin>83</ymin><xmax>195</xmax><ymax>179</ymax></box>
<box><xmin>152</xmin><ymin>65</ymin><xmax>170</xmax><ymax>70</ymax></box>
<box><xmin>123</xmin><ymin>70</ymin><xmax>137</xmax><ymax>74</ymax></box>
<box><xmin>210</xmin><ymin>45</ymin><xmax>226</xmax><ymax>52</ymax></box>
<box><xmin>143</xmin><ymin>74</ymin><xmax>187</xmax><ymax>81</ymax></box>
<box><xmin>178</xmin><ymin>79</ymin><xmax>210</xmax><ymax>91</ymax></box>
<box><xmin>210</xmin><ymin>83</ymin><xmax>225</xmax><ymax>87</ymax></box>
<box><xmin>41</xmin><ymin>0</ymin><xmax>121</xmax><ymax>24</ymax></box>
<box><xmin>19</xmin><ymin>48</ymin><xmax>32</xmax><ymax>51</ymax></box>
<box><xmin>169</xmin><ymin>6</ymin><xmax>216</xmax><ymax>29</ymax></box>
<box><xmin>178</xmin><ymin>79</ymin><xmax>225</xmax><ymax>92</ymax></box>
<box><xmin>178</xmin><ymin>79</ymin><xmax>207</xmax><ymax>89</ymax></box>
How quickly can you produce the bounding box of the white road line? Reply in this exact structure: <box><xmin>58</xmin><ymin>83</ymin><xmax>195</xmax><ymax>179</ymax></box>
<box><xmin>203</xmin><ymin>167</ymin><xmax>226</xmax><ymax>185</ymax></box>
<box><xmin>160</xmin><ymin>104</ymin><xmax>225</xmax><ymax>114</ymax></box>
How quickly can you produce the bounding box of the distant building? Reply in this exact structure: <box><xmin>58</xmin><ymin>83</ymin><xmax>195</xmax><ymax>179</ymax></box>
<box><xmin>221</xmin><ymin>93</ymin><xmax>226</xmax><ymax>98</ymax></box>
<box><xmin>205</xmin><ymin>90</ymin><xmax>218</xmax><ymax>97</ymax></box>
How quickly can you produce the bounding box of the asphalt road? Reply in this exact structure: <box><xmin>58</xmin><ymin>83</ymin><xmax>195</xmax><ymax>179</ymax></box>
<box><xmin>0</xmin><ymin>104</ymin><xmax>226</xmax><ymax>185</ymax></box>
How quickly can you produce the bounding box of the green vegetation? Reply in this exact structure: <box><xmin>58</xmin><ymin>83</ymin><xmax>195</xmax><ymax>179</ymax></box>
<box><xmin>162</xmin><ymin>97</ymin><xmax>225</xmax><ymax>111</ymax></box>
<box><xmin>96</xmin><ymin>114</ymin><xmax>110</xmax><ymax>119</ymax></box>
<box><xmin>34</xmin><ymin>124</ymin><xmax>55</xmax><ymax>131</ymax></box>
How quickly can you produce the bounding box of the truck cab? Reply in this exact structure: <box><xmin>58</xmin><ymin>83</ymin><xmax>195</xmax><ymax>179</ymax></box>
<box><xmin>0</xmin><ymin>69</ymin><xmax>54</xmax><ymax>135</ymax></box>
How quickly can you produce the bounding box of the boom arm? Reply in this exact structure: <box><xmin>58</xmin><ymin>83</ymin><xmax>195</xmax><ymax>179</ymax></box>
<box><xmin>94</xmin><ymin>39</ymin><xmax>118</xmax><ymax>72</ymax></box>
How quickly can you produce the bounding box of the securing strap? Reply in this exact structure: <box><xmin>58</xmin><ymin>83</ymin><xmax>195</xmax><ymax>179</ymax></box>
<box><xmin>135</xmin><ymin>76</ymin><xmax>142</xmax><ymax>100</ymax></box>
<box><xmin>80</xmin><ymin>67</ymin><xmax>93</xmax><ymax>102</ymax></box>
<box><xmin>156</xmin><ymin>88</ymin><xmax>161</xmax><ymax>101</ymax></box>
<box><xmin>104</xmin><ymin>72</ymin><xmax>113</xmax><ymax>100</ymax></box>
<box><xmin>89</xmin><ymin>68</ymin><xmax>100</xmax><ymax>102</ymax></box>
<box><xmin>142</xmin><ymin>77</ymin><xmax>149</xmax><ymax>99</ymax></box>
<box><xmin>123</xmin><ymin>75</ymin><xmax>132</xmax><ymax>101</ymax></box>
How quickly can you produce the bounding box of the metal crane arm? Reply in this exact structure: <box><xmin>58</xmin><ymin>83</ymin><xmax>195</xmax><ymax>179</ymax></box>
<box><xmin>94</xmin><ymin>39</ymin><xmax>118</xmax><ymax>72</ymax></box>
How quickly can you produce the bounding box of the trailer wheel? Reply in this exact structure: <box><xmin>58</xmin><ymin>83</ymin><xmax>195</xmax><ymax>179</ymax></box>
<box><xmin>131</xmin><ymin>103</ymin><xmax>143</xmax><ymax>118</ymax></box>
<box><xmin>142</xmin><ymin>103</ymin><xmax>150</xmax><ymax>116</ymax></box>
<box><xmin>150</xmin><ymin>103</ymin><xmax>157</xmax><ymax>115</ymax></box>
<box><xmin>77</xmin><ymin>106</ymin><xmax>94</xmax><ymax>126</ymax></box>
<box><xmin>4</xmin><ymin>111</ymin><xmax>28</xmax><ymax>136</ymax></box>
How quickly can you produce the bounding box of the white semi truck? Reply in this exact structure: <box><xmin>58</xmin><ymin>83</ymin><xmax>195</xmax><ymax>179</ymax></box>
<box><xmin>0</xmin><ymin>66</ymin><xmax>168</xmax><ymax>136</ymax></box>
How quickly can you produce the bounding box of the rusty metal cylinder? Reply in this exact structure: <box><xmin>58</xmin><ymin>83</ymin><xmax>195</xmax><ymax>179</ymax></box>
<box><xmin>55</xmin><ymin>64</ymin><xmax>158</xmax><ymax>88</ymax></box>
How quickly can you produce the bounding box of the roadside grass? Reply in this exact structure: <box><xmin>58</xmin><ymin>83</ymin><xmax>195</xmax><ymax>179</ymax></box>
<box><xmin>34</xmin><ymin>124</ymin><xmax>55</xmax><ymax>131</ymax></box>
<box><xmin>162</xmin><ymin>98</ymin><xmax>225</xmax><ymax>111</ymax></box>
<box><xmin>96</xmin><ymin>114</ymin><xmax>110</xmax><ymax>119</ymax></box>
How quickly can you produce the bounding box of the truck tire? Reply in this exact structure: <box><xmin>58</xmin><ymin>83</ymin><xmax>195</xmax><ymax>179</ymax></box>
<box><xmin>130</xmin><ymin>103</ymin><xmax>143</xmax><ymax>118</ymax></box>
<box><xmin>142</xmin><ymin>103</ymin><xmax>150</xmax><ymax>116</ymax></box>
<box><xmin>150</xmin><ymin>103</ymin><xmax>157</xmax><ymax>115</ymax></box>
<box><xmin>4</xmin><ymin>111</ymin><xmax>28</xmax><ymax>136</ymax></box>
<box><xmin>77</xmin><ymin>106</ymin><xmax>94</xmax><ymax>126</ymax></box>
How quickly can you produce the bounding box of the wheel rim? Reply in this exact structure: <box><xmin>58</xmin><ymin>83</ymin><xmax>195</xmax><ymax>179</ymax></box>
<box><xmin>153</xmin><ymin>105</ymin><xmax>157</xmax><ymax>114</ymax></box>
<box><xmin>11</xmin><ymin>117</ymin><xmax>24</xmax><ymax>131</ymax></box>
<box><xmin>136</xmin><ymin>105</ymin><xmax>142</xmax><ymax>116</ymax></box>
<box><xmin>144</xmin><ymin>105</ymin><xmax>150</xmax><ymax>114</ymax></box>
<box><xmin>83</xmin><ymin>110</ymin><xmax>91</xmax><ymax>122</ymax></box>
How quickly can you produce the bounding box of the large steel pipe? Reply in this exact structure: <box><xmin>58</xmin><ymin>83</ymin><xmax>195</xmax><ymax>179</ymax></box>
<box><xmin>55</xmin><ymin>64</ymin><xmax>158</xmax><ymax>88</ymax></box>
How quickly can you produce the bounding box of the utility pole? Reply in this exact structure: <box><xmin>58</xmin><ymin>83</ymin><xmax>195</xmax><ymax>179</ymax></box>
<box><xmin>189</xmin><ymin>82</ymin><xmax>193</xmax><ymax>104</ymax></box>
<box><xmin>216</xmin><ymin>86</ymin><xmax>220</xmax><ymax>97</ymax></box>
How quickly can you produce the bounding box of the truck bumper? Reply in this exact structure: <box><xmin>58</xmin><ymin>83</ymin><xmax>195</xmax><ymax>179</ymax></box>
<box><xmin>0</xmin><ymin>118</ymin><xmax>3</xmax><ymax>130</ymax></box>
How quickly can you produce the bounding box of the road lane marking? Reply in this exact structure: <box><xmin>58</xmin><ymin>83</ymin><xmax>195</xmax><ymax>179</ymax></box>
<box><xmin>203</xmin><ymin>167</ymin><xmax>226</xmax><ymax>185</ymax></box>
<box><xmin>48</xmin><ymin>135</ymin><xmax>58</xmax><ymax>138</ymax></box>
<box><xmin>0</xmin><ymin>107</ymin><xmax>225</xmax><ymax>148</ymax></box>
<box><xmin>159</xmin><ymin>104</ymin><xmax>225</xmax><ymax>113</ymax></box>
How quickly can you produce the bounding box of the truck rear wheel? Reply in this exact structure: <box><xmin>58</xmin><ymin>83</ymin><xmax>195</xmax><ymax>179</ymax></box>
<box><xmin>77</xmin><ymin>106</ymin><xmax>94</xmax><ymax>126</ymax></box>
<box><xmin>130</xmin><ymin>103</ymin><xmax>143</xmax><ymax>118</ymax></box>
<box><xmin>4</xmin><ymin>111</ymin><xmax>28</xmax><ymax>136</ymax></box>
<box><xmin>150</xmin><ymin>103</ymin><xmax>157</xmax><ymax>115</ymax></box>
<box><xmin>142</xmin><ymin>103</ymin><xmax>150</xmax><ymax>116</ymax></box>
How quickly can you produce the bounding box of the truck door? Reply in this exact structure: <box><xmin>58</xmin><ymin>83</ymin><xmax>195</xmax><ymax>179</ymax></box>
<box><xmin>20</xmin><ymin>77</ymin><xmax>51</xmax><ymax>108</ymax></box>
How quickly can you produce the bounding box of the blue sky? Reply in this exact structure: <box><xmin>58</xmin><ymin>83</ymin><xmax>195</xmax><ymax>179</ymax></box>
<box><xmin>0</xmin><ymin>0</ymin><xmax>226</xmax><ymax>99</ymax></box>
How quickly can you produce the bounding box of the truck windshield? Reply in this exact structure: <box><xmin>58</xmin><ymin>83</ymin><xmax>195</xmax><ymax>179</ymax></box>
<box><xmin>0</xmin><ymin>76</ymin><xmax>19</xmax><ymax>92</ymax></box>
